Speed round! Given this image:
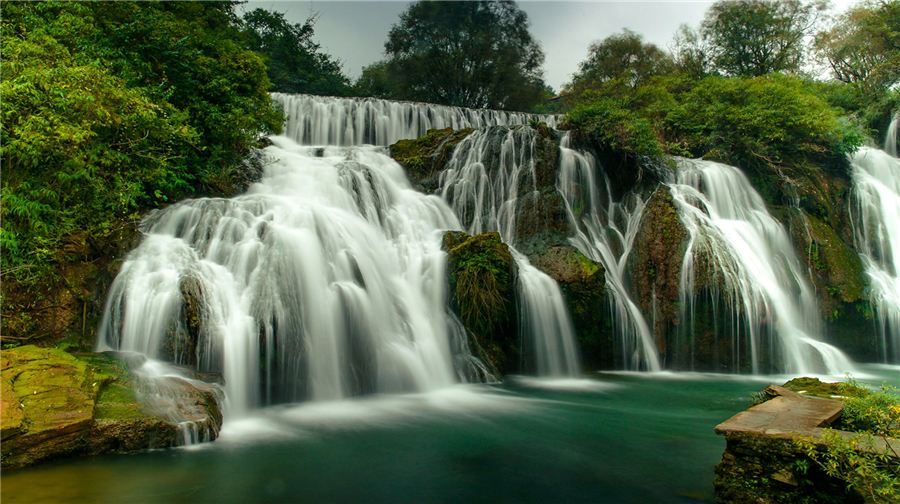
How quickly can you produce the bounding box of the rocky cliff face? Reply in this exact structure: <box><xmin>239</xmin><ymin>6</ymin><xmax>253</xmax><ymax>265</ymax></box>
<box><xmin>394</xmin><ymin>124</ymin><xmax>876</xmax><ymax>373</ymax></box>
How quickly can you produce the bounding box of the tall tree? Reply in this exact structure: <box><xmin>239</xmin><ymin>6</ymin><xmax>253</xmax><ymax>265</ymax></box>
<box><xmin>701</xmin><ymin>0</ymin><xmax>826</xmax><ymax>76</ymax></box>
<box><xmin>243</xmin><ymin>9</ymin><xmax>351</xmax><ymax>96</ymax></box>
<box><xmin>383</xmin><ymin>0</ymin><xmax>547</xmax><ymax>111</ymax></box>
<box><xmin>815</xmin><ymin>0</ymin><xmax>900</xmax><ymax>93</ymax></box>
<box><xmin>565</xmin><ymin>29</ymin><xmax>673</xmax><ymax>98</ymax></box>
<box><xmin>670</xmin><ymin>24</ymin><xmax>712</xmax><ymax>79</ymax></box>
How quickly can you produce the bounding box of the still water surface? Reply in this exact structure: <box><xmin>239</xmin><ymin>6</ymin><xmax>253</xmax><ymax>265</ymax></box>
<box><xmin>3</xmin><ymin>367</ymin><xmax>898</xmax><ymax>503</ymax></box>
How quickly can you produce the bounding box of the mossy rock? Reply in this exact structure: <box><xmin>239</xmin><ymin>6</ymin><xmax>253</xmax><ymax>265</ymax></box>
<box><xmin>781</xmin><ymin>377</ymin><xmax>867</xmax><ymax>399</ymax></box>
<box><xmin>785</xmin><ymin>209</ymin><xmax>875</xmax><ymax>360</ymax></box>
<box><xmin>389</xmin><ymin>128</ymin><xmax>474</xmax><ymax>191</ymax></box>
<box><xmin>532</xmin><ymin>245</ymin><xmax>609</xmax><ymax>369</ymax></box>
<box><xmin>0</xmin><ymin>346</ymin><xmax>222</xmax><ymax>471</ymax></box>
<box><xmin>628</xmin><ymin>187</ymin><xmax>687</xmax><ymax>360</ymax></box>
<box><xmin>443</xmin><ymin>231</ymin><xmax>518</xmax><ymax>376</ymax></box>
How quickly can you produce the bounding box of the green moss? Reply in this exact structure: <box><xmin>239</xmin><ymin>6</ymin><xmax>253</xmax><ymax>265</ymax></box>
<box><xmin>798</xmin><ymin>213</ymin><xmax>866</xmax><ymax>304</ymax></box>
<box><xmin>443</xmin><ymin>231</ymin><xmax>517</xmax><ymax>375</ymax></box>
<box><xmin>446</xmin><ymin>232</ymin><xmax>514</xmax><ymax>336</ymax></box>
<box><xmin>389</xmin><ymin>127</ymin><xmax>474</xmax><ymax>181</ymax></box>
<box><xmin>629</xmin><ymin>188</ymin><xmax>687</xmax><ymax>360</ymax></box>
<box><xmin>782</xmin><ymin>377</ymin><xmax>868</xmax><ymax>399</ymax></box>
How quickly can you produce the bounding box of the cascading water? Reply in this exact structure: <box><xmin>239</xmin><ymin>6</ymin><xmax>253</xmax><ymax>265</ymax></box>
<box><xmin>885</xmin><ymin>111</ymin><xmax>898</xmax><ymax>158</ymax></box>
<box><xmin>850</xmin><ymin>145</ymin><xmax>900</xmax><ymax>362</ymax></box>
<box><xmin>438</xmin><ymin>127</ymin><xmax>580</xmax><ymax>376</ymax></box>
<box><xmin>556</xmin><ymin>133</ymin><xmax>660</xmax><ymax>371</ymax></box>
<box><xmin>668</xmin><ymin>159</ymin><xmax>854</xmax><ymax>374</ymax></box>
<box><xmin>99</xmin><ymin>138</ymin><xmax>489</xmax><ymax>414</ymax></box>
<box><xmin>273</xmin><ymin>93</ymin><xmax>558</xmax><ymax>146</ymax></box>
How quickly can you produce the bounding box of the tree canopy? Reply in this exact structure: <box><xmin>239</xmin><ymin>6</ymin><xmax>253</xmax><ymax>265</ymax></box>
<box><xmin>815</xmin><ymin>0</ymin><xmax>900</xmax><ymax>94</ymax></box>
<box><xmin>565</xmin><ymin>29</ymin><xmax>673</xmax><ymax>99</ymax></box>
<box><xmin>380</xmin><ymin>0</ymin><xmax>548</xmax><ymax>111</ymax></box>
<box><xmin>701</xmin><ymin>0</ymin><xmax>826</xmax><ymax>76</ymax></box>
<box><xmin>243</xmin><ymin>9</ymin><xmax>351</xmax><ymax>96</ymax></box>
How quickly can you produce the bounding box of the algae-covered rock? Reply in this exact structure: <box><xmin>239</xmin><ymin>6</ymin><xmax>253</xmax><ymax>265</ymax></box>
<box><xmin>531</xmin><ymin>245</ymin><xmax>609</xmax><ymax>369</ymax></box>
<box><xmin>390</xmin><ymin>128</ymin><xmax>474</xmax><ymax>192</ymax></box>
<box><xmin>629</xmin><ymin>187</ymin><xmax>687</xmax><ymax>360</ymax></box>
<box><xmin>0</xmin><ymin>346</ymin><xmax>223</xmax><ymax>471</ymax></box>
<box><xmin>786</xmin><ymin>209</ymin><xmax>874</xmax><ymax>361</ymax></box>
<box><xmin>443</xmin><ymin>231</ymin><xmax>518</xmax><ymax>376</ymax></box>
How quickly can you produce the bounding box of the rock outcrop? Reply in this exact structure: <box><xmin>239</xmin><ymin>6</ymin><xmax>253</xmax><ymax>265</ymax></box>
<box><xmin>714</xmin><ymin>379</ymin><xmax>899</xmax><ymax>503</ymax></box>
<box><xmin>443</xmin><ymin>231</ymin><xmax>518</xmax><ymax>376</ymax></box>
<box><xmin>531</xmin><ymin>245</ymin><xmax>608</xmax><ymax>369</ymax></box>
<box><xmin>390</xmin><ymin>127</ymin><xmax>474</xmax><ymax>192</ymax></box>
<box><xmin>1</xmin><ymin>345</ymin><xmax>223</xmax><ymax>471</ymax></box>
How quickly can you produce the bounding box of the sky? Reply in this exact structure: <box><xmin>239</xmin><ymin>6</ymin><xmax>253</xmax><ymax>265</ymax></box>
<box><xmin>243</xmin><ymin>0</ymin><xmax>861</xmax><ymax>92</ymax></box>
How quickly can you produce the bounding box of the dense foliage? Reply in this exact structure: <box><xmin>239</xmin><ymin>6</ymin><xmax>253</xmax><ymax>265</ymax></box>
<box><xmin>796</xmin><ymin>382</ymin><xmax>900</xmax><ymax>503</ymax></box>
<box><xmin>563</xmin><ymin>73</ymin><xmax>863</xmax><ymax>172</ymax></box>
<box><xmin>243</xmin><ymin>9</ymin><xmax>351</xmax><ymax>96</ymax></box>
<box><xmin>561</xmin><ymin>0</ymin><xmax>895</xmax><ymax>173</ymax></box>
<box><xmin>1</xmin><ymin>1</ymin><xmax>281</xmax><ymax>292</ymax></box>
<box><xmin>375</xmin><ymin>0</ymin><xmax>549</xmax><ymax>111</ymax></box>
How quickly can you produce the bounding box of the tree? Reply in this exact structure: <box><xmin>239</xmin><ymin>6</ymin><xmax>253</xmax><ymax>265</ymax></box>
<box><xmin>0</xmin><ymin>1</ymin><xmax>281</xmax><ymax>287</ymax></box>
<box><xmin>383</xmin><ymin>0</ymin><xmax>547</xmax><ymax>111</ymax></box>
<box><xmin>243</xmin><ymin>9</ymin><xmax>351</xmax><ymax>96</ymax></box>
<box><xmin>670</xmin><ymin>24</ymin><xmax>712</xmax><ymax>79</ymax></box>
<box><xmin>815</xmin><ymin>0</ymin><xmax>900</xmax><ymax>93</ymax></box>
<box><xmin>353</xmin><ymin>60</ymin><xmax>400</xmax><ymax>100</ymax></box>
<box><xmin>566</xmin><ymin>29</ymin><xmax>673</xmax><ymax>98</ymax></box>
<box><xmin>701</xmin><ymin>0</ymin><xmax>826</xmax><ymax>76</ymax></box>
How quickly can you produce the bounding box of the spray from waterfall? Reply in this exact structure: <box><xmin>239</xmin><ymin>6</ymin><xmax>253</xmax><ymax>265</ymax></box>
<box><xmin>438</xmin><ymin>127</ymin><xmax>580</xmax><ymax>376</ymax></box>
<box><xmin>668</xmin><ymin>158</ymin><xmax>854</xmax><ymax>374</ymax></box>
<box><xmin>850</xmin><ymin>146</ymin><xmax>900</xmax><ymax>362</ymax></box>
<box><xmin>556</xmin><ymin>133</ymin><xmax>660</xmax><ymax>371</ymax></box>
<box><xmin>272</xmin><ymin>93</ymin><xmax>557</xmax><ymax>146</ymax></box>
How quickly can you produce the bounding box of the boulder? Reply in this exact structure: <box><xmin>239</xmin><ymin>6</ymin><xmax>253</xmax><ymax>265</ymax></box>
<box><xmin>0</xmin><ymin>346</ymin><xmax>223</xmax><ymax>471</ymax></box>
<box><xmin>443</xmin><ymin>231</ymin><xmax>518</xmax><ymax>376</ymax></box>
<box><xmin>531</xmin><ymin>245</ymin><xmax>608</xmax><ymax>369</ymax></box>
<box><xmin>389</xmin><ymin>128</ymin><xmax>474</xmax><ymax>192</ymax></box>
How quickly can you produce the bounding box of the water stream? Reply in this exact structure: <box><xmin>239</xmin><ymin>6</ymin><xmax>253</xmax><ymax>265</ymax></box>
<box><xmin>273</xmin><ymin>93</ymin><xmax>556</xmax><ymax>146</ymax></box>
<box><xmin>850</xmin><ymin>146</ymin><xmax>900</xmax><ymax>361</ymax></box>
<box><xmin>99</xmin><ymin>140</ymin><xmax>472</xmax><ymax>413</ymax></box>
<box><xmin>438</xmin><ymin>127</ymin><xmax>580</xmax><ymax>376</ymax></box>
<box><xmin>668</xmin><ymin>159</ymin><xmax>854</xmax><ymax>374</ymax></box>
<box><xmin>557</xmin><ymin>133</ymin><xmax>661</xmax><ymax>371</ymax></box>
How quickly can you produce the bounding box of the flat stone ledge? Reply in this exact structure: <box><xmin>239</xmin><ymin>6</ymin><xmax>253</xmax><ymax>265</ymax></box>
<box><xmin>716</xmin><ymin>384</ymin><xmax>900</xmax><ymax>456</ymax></box>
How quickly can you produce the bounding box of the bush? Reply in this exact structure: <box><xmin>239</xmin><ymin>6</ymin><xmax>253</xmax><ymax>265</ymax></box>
<box><xmin>563</xmin><ymin>98</ymin><xmax>665</xmax><ymax>161</ymax></box>
<box><xmin>667</xmin><ymin>74</ymin><xmax>864</xmax><ymax>169</ymax></box>
<box><xmin>1</xmin><ymin>2</ymin><xmax>282</xmax><ymax>287</ymax></box>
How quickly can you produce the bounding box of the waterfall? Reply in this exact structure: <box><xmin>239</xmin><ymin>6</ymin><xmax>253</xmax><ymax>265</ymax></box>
<box><xmin>886</xmin><ymin>112</ymin><xmax>898</xmax><ymax>157</ymax></box>
<box><xmin>850</xmin><ymin>146</ymin><xmax>900</xmax><ymax>362</ymax></box>
<box><xmin>99</xmin><ymin>139</ymin><xmax>481</xmax><ymax>413</ymax></box>
<box><xmin>668</xmin><ymin>159</ymin><xmax>854</xmax><ymax>374</ymax></box>
<box><xmin>557</xmin><ymin>134</ymin><xmax>661</xmax><ymax>371</ymax></box>
<box><xmin>438</xmin><ymin>127</ymin><xmax>580</xmax><ymax>376</ymax></box>
<box><xmin>272</xmin><ymin>93</ymin><xmax>558</xmax><ymax>146</ymax></box>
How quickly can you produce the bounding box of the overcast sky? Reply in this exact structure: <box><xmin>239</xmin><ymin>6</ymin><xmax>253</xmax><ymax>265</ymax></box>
<box><xmin>243</xmin><ymin>0</ymin><xmax>861</xmax><ymax>91</ymax></box>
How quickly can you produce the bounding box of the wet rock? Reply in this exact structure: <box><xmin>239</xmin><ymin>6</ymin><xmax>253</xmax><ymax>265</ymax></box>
<box><xmin>628</xmin><ymin>187</ymin><xmax>687</xmax><ymax>362</ymax></box>
<box><xmin>0</xmin><ymin>346</ymin><xmax>223</xmax><ymax>471</ymax></box>
<box><xmin>443</xmin><ymin>231</ymin><xmax>518</xmax><ymax>376</ymax></box>
<box><xmin>531</xmin><ymin>246</ymin><xmax>609</xmax><ymax>369</ymax></box>
<box><xmin>390</xmin><ymin>128</ymin><xmax>474</xmax><ymax>192</ymax></box>
<box><xmin>786</xmin><ymin>209</ymin><xmax>872</xmax><ymax>361</ymax></box>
